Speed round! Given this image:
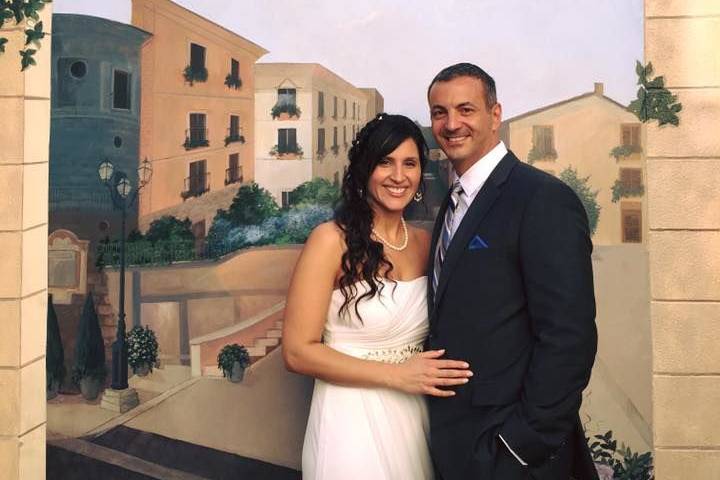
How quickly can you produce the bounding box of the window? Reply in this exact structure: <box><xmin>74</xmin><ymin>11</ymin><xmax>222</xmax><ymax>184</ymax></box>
<box><xmin>333</xmin><ymin>96</ymin><xmax>338</xmax><ymax>118</ymax></box>
<box><xmin>352</xmin><ymin>102</ymin><xmax>356</xmax><ymax>120</ymax></box>
<box><xmin>226</xmin><ymin>153</ymin><xmax>242</xmax><ymax>184</ymax></box>
<box><xmin>113</xmin><ymin>70</ymin><xmax>131</xmax><ymax>110</ymax></box>
<box><xmin>318</xmin><ymin>128</ymin><xmax>326</xmax><ymax>154</ymax></box>
<box><xmin>318</xmin><ymin>91</ymin><xmax>325</xmax><ymax>118</ymax></box>
<box><xmin>343</xmin><ymin>99</ymin><xmax>347</xmax><ymax>118</ymax></box>
<box><xmin>343</xmin><ymin>125</ymin><xmax>347</xmax><ymax>144</ymax></box>
<box><xmin>231</xmin><ymin>58</ymin><xmax>239</xmax><ymax>78</ymax></box>
<box><xmin>278</xmin><ymin>128</ymin><xmax>297</xmax><ymax>154</ymax></box>
<box><xmin>190</xmin><ymin>43</ymin><xmax>206</xmax><ymax>70</ymax></box>
<box><xmin>278</xmin><ymin>88</ymin><xmax>296</xmax><ymax>106</ymax></box>
<box><xmin>187</xmin><ymin>160</ymin><xmax>208</xmax><ymax>197</ymax></box>
<box><xmin>281</xmin><ymin>191</ymin><xmax>292</xmax><ymax>209</ymax></box>
<box><xmin>352</xmin><ymin>124</ymin><xmax>356</xmax><ymax>140</ymax></box>
<box><xmin>532</xmin><ymin>125</ymin><xmax>555</xmax><ymax>156</ymax></box>
<box><xmin>622</xmin><ymin>124</ymin><xmax>641</xmax><ymax>149</ymax></box>
<box><xmin>333</xmin><ymin>127</ymin><xmax>338</xmax><ymax>147</ymax></box>
<box><xmin>188</xmin><ymin>113</ymin><xmax>208</xmax><ymax>144</ymax></box>
<box><xmin>620</xmin><ymin>168</ymin><xmax>642</xmax><ymax>190</ymax></box>
<box><xmin>229</xmin><ymin>115</ymin><xmax>240</xmax><ymax>137</ymax></box>
<box><xmin>622</xmin><ymin>206</ymin><xmax>642</xmax><ymax>243</ymax></box>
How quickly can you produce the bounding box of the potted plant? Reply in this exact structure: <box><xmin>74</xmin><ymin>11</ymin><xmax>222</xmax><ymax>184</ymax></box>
<box><xmin>46</xmin><ymin>294</ymin><xmax>66</xmax><ymax>400</ymax></box>
<box><xmin>217</xmin><ymin>344</ymin><xmax>250</xmax><ymax>382</ymax></box>
<box><xmin>127</xmin><ymin>325</ymin><xmax>159</xmax><ymax>377</ymax></box>
<box><xmin>71</xmin><ymin>295</ymin><xmax>107</xmax><ymax>400</ymax></box>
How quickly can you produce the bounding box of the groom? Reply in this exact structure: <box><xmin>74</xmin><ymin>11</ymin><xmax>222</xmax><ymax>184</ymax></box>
<box><xmin>425</xmin><ymin>63</ymin><xmax>599</xmax><ymax>479</ymax></box>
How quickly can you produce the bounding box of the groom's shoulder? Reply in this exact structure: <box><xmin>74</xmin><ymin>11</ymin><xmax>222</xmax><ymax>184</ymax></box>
<box><xmin>509</xmin><ymin>159</ymin><xmax>579</xmax><ymax>204</ymax></box>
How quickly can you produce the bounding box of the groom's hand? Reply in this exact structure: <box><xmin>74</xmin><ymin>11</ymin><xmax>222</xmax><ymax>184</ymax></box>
<box><xmin>391</xmin><ymin>349</ymin><xmax>473</xmax><ymax>397</ymax></box>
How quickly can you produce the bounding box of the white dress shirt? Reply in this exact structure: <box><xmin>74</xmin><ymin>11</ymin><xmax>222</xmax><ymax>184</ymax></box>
<box><xmin>446</xmin><ymin>140</ymin><xmax>529</xmax><ymax>467</ymax></box>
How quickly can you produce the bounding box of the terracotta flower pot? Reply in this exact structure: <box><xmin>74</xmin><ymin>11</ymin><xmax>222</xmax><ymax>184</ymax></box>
<box><xmin>79</xmin><ymin>377</ymin><xmax>103</xmax><ymax>401</ymax></box>
<box><xmin>134</xmin><ymin>362</ymin><xmax>151</xmax><ymax>377</ymax></box>
<box><xmin>227</xmin><ymin>361</ymin><xmax>245</xmax><ymax>383</ymax></box>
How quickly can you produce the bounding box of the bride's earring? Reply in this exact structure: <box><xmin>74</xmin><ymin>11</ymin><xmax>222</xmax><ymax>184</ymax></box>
<box><xmin>414</xmin><ymin>190</ymin><xmax>423</xmax><ymax>202</ymax></box>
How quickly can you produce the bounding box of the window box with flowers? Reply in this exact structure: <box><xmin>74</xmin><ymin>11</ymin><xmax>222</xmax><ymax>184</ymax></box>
<box><xmin>269</xmin><ymin>144</ymin><xmax>304</xmax><ymax>160</ymax></box>
<box><xmin>217</xmin><ymin>344</ymin><xmax>250</xmax><ymax>382</ymax></box>
<box><xmin>224</xmin><ymin>133</ymin><xmax>245</xmax><ymax>146</ymax></box>
<box><xmin>183</xmin><ymin>65</ymin><xmax>208</xmax><ymax>86</ymax></box>
<box><xmin>611</xmin><ymin>179</ymin><xmax>645</xmax><ymax>203</ymax></box>
<box><xmin>225</xmin><ymin>73</ymin><xmax>242</xmax><ymax>90</ymax></box>
<box><xmin>609</xmin><ymin>144</ymin><xmax>642</xmax><ymax>160</ymax></box>
<box><xmin>527</xmin><ymin>144</ymin><xmax>558</xmax><ymax>164</ymax></box>
<box><xmin>331</xmin><ymin>144</ymin><xmax>340</xmax><ymax>156</ymax></box>
<box><xmin>271</xmin><ymin>103</ymin><xmax>301</xmax><ymax>120</ymax></box>
<box><xmin>127</xmin><ymin>325</ymin><xmax>159</xmax><ymax>376</ymax></box>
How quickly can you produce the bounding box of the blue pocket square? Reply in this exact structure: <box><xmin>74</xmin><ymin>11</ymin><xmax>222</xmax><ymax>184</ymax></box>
<box><xmin>469</xmin><ymin>235</ymin><xmax>489</xmax><ymax>250</ymax></box>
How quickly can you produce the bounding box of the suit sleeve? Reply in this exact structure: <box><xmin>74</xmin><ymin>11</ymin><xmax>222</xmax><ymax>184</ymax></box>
<box><xmin>498</xmin><ymin>178</ymin><xmax>598</xmax><ymax>466</ymax></box>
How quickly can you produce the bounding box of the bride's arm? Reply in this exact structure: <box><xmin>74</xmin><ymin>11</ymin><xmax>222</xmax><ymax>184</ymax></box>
<box><xmin>282</xmin><ymin>222</ymin><xmax>472</xmax><ymax>396</ymax></box>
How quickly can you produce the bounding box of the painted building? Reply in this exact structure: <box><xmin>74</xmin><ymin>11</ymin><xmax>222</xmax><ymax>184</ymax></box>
<box><xmin>360</xmin><ymin>87</ymin><xmax>384</xmax><ymax>120</ymax></box>
<box><xmin>254</xmin><ymin>63</ymin><xmax>381</xmax><ymax>205</ymax></box>
<box><xmin>131</xmin><ymin>0</ymin><xmax>267</xmax><ymax>235</ymax></box>
<box><xmin>501</xmin><ymin>83</ymin><xmax>646</xmax><ymax>245</ymax></box>
<box><xmin>49</xmin><ymin>14</ymin><xmax>150</xmax><ymax>249</ymax></box>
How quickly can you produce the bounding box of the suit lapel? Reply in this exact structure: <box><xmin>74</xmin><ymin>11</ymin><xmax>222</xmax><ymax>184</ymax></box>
<box><xmin>431</xmin><ymin>152</ymin><xmax>519</xmax><ymax>318</ymax></box>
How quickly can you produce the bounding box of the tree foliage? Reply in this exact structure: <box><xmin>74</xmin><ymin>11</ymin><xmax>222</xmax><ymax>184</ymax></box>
<box><xmin>144</xmin><ymin>215</ymin><xmax>194</xmax><ymax>243</ymax></box>
<box><xmin>46</xmin><ymin>294</ymin><xmax>65</xmax><ymax>388</ymax></box>
<box><xmin>71</xmin><ymin>295</ymin><xmax>106</xmax><ymax>383</ymax></box>
<box><xmin>0</xmin><ymin>0</ymin><xmax>52</xmax><ymax>71</ymax></box>
<box><xmin>588</xmin><ymin>430</ymin><xmax>654</xmax><ymax>480</ymax></box>
<box><xmin>288</xmin><ymin>178</ymin><xmax>340</xmax><ymax>208</ymax></box>
<box><xmin>216</xmin><ymin>182</ymin><xmax>279</xmax><ymax>226</ymax></box>
<box><xmin>628</xmin><ymin>61</ymin><xmax>682</xmax><ymax>126</ymax></box>
<box><xmin>559</xmin><ymin>166</ymin><xmax>600</xmax><ymax>235</ymax></box>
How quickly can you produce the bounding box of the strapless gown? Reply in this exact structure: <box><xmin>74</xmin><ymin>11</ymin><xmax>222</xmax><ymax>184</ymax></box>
<box><xmin>301</xmin><ymin>276</ymin><xmax>433</xmax><ymax>479</ymax></box>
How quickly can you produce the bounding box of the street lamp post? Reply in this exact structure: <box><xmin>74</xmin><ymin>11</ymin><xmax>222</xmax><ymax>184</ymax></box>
<box><xmin>98</xmin><ymin>158</ymin><xmax>152</xmax><ymax>409</ymax></box>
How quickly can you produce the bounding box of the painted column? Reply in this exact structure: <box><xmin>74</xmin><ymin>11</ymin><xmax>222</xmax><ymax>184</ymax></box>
<box><xmin>646</xmin><ymin>1</ymin><xmax>720</xmax><ymax>477</ymax></box>
<box><xmin>0</xmin><ymin>5</ymin><xmax>52</xmax><ymax>480</ymax></box>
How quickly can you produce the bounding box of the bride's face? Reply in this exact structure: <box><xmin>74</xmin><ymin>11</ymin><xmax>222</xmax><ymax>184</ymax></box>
<box><xmin>367</xmin><ymin>137</ymin><xmax>422</xmax><ymax>214</ymax></box>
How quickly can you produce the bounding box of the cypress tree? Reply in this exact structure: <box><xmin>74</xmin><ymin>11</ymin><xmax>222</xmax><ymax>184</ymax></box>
<box><xmin>46</xmin><ymin>295</ymin><xmax>65</xmax><ymax>390</ymax></box>
<box><xmin>71</xmin><ymin>295</ymin><xmax>107</xmax><ymax>383</ymax></box>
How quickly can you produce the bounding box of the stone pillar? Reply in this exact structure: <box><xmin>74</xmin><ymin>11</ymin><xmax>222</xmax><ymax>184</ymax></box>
<box><xmin>646</xmin><ymin>1</ymin><xmax>720</xmax><ymax>478</ymax></box>
<box><xmin>0</xmin><ymin>5</ymin><xmax>52</xmax><ymax>480</ymax></box>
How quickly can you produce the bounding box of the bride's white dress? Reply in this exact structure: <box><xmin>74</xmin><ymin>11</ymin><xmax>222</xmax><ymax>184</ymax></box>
<box><xmin>302</xmin><ymin>276</ymin><xmax>433</xmax><ymax>480</ymax></box>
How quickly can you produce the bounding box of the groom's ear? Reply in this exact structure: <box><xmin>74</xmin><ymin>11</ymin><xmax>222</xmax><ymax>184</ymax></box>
<box><xmin>491</xmin><ymin>102</ymin><xmax>502</xmax><ymax>133</ymax></box>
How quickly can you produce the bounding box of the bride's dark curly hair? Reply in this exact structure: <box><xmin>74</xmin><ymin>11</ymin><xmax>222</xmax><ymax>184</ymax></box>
<box><xmin>334</xmin><ymin>113</ymin><xmax>429</xmax><ymax>319</ymax></box>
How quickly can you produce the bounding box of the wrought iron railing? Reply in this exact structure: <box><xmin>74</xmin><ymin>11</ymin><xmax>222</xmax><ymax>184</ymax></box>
<box><xmin>225</xmin><ymin>166</ymin><xmax>243</xmax><ymax>185</ymax></box>
<box><xmin>181</xmin><ymin>173</ymin><xmax>211</xmax><ymax>200</ymax></box>
<box><xmin>183</xmin><ymin>127</ymin><xmax>209</xmax><ymax>150</ymax></box>
<box><xmin>224</xmin><ymin>127</ymin><xmax>245</xmax><ymax>146</ymax></box>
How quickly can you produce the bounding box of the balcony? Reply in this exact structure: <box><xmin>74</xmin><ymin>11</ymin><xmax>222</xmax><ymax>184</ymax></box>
<box><xmin>181</xmin><ymin>173</ymin><xmax>211</xmax><ymax>200</ymax></box>
<box><xmin>224</xmin><ymin>127</ymin><xmax>245</xmax><ymax>147</ymax></box>
<box><xmin>224</xmin><ymin>73</ymin><xmax>242</xmax><ymax>90</ymax></box>
<box><xmin>269</xmin><ymin>143</ymin><xmax>304</xmax><ymax>160</ymax></box>
<box><xmin>225</xmin><ymin>166</ymin><xmax>243</xmax><ymax>186</ymax></box>
<box><xmin>183</xmin><ymin>128</ymin><xmax>209</xmax><ymax>150</ymax></box>
<box><xmin>271</xmin><ymin>103</ymin><xmax>301</xmax><ymax>120</ymax></box>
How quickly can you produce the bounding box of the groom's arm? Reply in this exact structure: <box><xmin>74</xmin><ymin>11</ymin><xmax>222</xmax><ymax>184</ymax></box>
<box><xmin>497</xmin><ymin>177</ymin><xmax>597</xmax><ymax>466</ymax></box>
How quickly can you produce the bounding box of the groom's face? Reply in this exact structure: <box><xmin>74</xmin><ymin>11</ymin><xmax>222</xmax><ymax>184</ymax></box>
<box><xmin>428</xmin><ymin>76</ymin><xmax>502</xmax><ymax>175</ymax></box>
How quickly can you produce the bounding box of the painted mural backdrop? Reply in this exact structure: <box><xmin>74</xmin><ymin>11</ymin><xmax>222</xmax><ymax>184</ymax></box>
<box><xmin>0</xmin><ymin>0</ymin><xmax>677</xmax><ymax>478</ymax></box>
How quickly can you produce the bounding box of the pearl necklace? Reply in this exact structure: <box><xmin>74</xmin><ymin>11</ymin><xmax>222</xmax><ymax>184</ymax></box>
<box><xmin>372</xmin><ymin>217</ymin><xmax>408</xmax><ymax>252</ymax></box>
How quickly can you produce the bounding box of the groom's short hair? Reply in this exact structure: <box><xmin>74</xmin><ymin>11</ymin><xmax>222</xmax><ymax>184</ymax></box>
<box><xmin>427</xmin><ymin>63</ymin><xmax>497</xmax><ymax>109</ymax></box>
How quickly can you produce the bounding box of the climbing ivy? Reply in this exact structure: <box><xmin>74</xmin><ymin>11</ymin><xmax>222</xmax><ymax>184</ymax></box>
<box><xmin>628</xmin><ymin>60</ymin><xmax>682</xmax><ymax>127</ymax></box>
<box><xmin>0</xmin><ymin>0</ymin><xmax>52</xmax><ymax>71</ymax></box>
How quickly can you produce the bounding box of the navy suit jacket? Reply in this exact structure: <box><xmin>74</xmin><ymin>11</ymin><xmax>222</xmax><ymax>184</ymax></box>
<box><xmin>426</xmin><ymin>151</ymin><xmax>599</xmax><ymax>480</ymax></box>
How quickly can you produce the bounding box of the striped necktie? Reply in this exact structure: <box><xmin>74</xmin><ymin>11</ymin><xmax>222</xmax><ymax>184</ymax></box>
<box><xmin>433</xmin><ymin>179</ymin><xmax>463</xmax><ymax>293</ymax></box>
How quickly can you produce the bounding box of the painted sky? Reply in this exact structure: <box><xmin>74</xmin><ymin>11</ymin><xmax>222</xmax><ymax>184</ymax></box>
<box><xmin>52</xmin><ymin>0</ymin><xmax>643</xmax><ymax>123</ymax></box>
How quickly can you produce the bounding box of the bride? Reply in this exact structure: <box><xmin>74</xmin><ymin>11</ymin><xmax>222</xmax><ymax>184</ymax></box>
<box><xmin>283</xmin><ymin>113</ymin><xmax>473</xmax><ymax>479</ymax></box>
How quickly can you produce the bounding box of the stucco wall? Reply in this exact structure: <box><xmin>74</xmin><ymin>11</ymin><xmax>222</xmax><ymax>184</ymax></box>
<box><xmin>0</xmin><ymin>5</ymin><xmax>52</xmax><ymax>479</ymax></box>
<box><xmin>645</xmin><ymin>1</ymin><xmax>720</xmax><ymax>478</ymax></box>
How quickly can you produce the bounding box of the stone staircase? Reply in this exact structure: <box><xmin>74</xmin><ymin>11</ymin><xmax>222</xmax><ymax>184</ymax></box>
<box><xmin>87</xmin><ymin>271</ymin><xmax>117</xmax><ymax>352</ymax></box>
<box><xmin>201</xmin><ymin>318</ymin><xmax>285</xmax><ymax>377</ymax></box>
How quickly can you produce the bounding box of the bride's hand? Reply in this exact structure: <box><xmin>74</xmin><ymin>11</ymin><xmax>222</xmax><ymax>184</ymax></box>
<box><xmin>391</xmin><ymin>349</ymin><xmax>473</xmax><ymax>397</ymax></box>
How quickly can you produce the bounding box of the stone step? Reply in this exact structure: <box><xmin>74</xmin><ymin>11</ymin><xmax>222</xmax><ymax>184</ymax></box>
<box><xmin>266</xmin><ymin>329</ymin><xmax>282</xmax><ymax>339</ymax></box>
<box><xmin>274</xmin><ymin>320</ymin><xmax>284</xmax><ymax>330</ymax></box>
<box><xmin>101</xmin><ymin>325</ymin><xmax>117</xmax><ymax>340</ymax></box>
<box><xmin>255</xmin><ymin>338</ymin><xmax>279</xmax><ymax>348</ymax></box>
<box><xmin>97</xmin><ymin>304</ymin><xmax>114</xmax><ymax>316</ymax></box>
<box><xmin>246</xmin><ymin>346</ymin><xmax>267</xmax><ymax>357</ymax></box>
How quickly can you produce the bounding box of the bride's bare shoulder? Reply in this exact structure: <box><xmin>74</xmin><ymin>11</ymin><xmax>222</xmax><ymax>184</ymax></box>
<box><xmin>305</xmin><ymin>221</ymin><xmax>345</xmax><ymax>253</ymax></box>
